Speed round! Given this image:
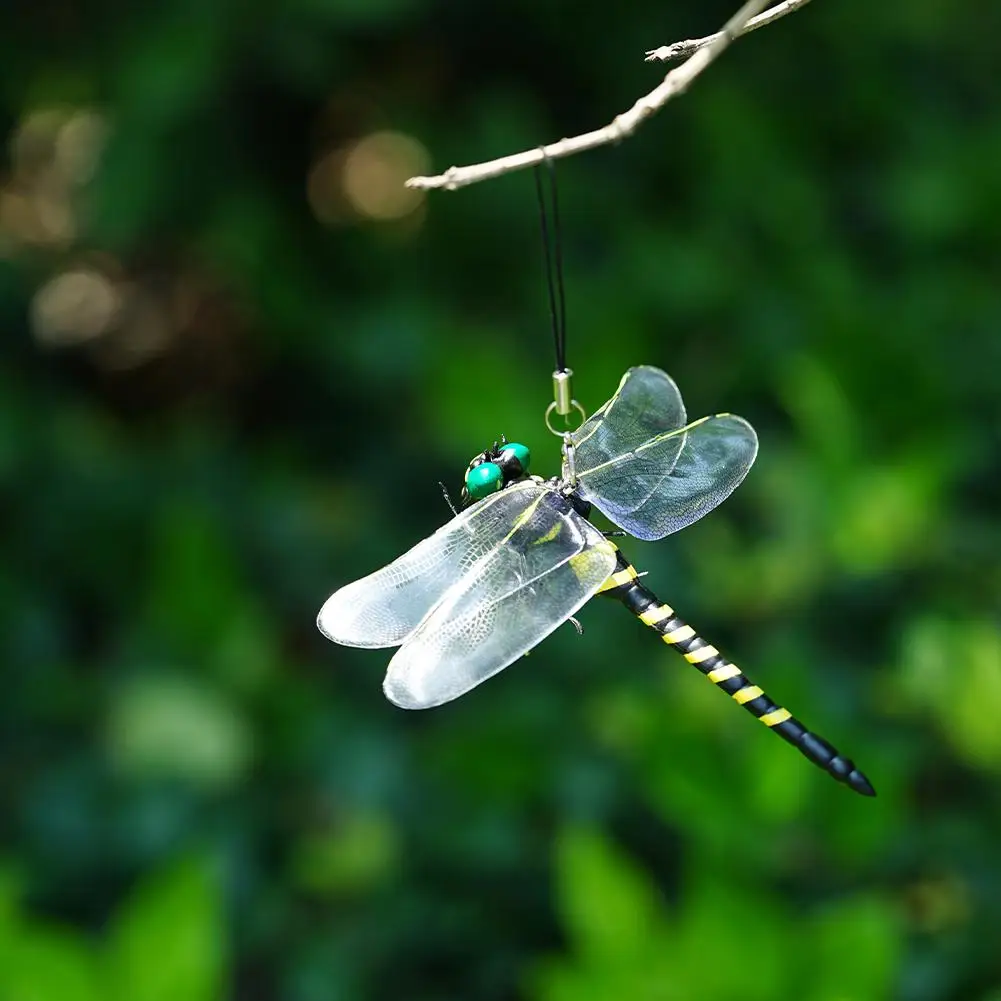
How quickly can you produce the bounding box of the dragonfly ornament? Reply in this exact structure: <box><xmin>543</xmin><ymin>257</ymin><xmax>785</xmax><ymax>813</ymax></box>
<box><xmin>318</xmin><ymin>365</ymin><xmax>875</xmax><ymax>796</ymax></box>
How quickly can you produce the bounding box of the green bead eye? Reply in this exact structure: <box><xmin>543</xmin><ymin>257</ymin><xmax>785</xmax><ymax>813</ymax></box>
<box><xmin>465</xmin><ymin>461</ymin><xmax>503</xmax><ymax>499</ymax></box>
<box><xmin>500</xmin><ymin>442</ymin><xmax>530</xmax><ymax>474</ymax></box>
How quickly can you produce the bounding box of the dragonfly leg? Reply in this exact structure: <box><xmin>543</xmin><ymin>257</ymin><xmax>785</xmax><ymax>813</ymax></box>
<box><xmin>439</xmin><ymin>481</ymin><xmax>459</xmax><ymax>517</ymax></box>
<box><xmin>567</xmin><ymin>615</ymin><xmax>584</xmax><ymax>635</ymax></box>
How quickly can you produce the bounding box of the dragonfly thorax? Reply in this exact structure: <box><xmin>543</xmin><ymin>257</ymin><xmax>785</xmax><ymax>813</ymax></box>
<box><xmin>462</xmin><ymin>439</ymin><xmax>531</xmax><ymax>504</ymax></box>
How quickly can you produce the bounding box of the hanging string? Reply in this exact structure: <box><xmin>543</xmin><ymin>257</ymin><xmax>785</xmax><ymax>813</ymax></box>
<box><xmin>534</xmin><ymin>155</ymin><xmax>567</xmax><ymax>376</ymax></box>
<box><xmin>535</xmin><ymin>154</ymin><xmax>581</xmax><ymax>431</ymax></box>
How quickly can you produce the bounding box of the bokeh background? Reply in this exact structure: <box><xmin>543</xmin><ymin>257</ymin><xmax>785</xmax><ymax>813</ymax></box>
<box><xmin>2</xmin><ymin>0</ymin><xmax>1000</xmax><ymax>998</ymax></box>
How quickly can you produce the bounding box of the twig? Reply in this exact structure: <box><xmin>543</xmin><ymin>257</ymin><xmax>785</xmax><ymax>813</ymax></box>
<box><xmin>646</xmin><ymin>0</ymin><xmax>814</xmax><ymax>63</ymax></box>
<box><xmin>406</xmin><ymin>0</ymin><xmax>777</xmax><ymax>192</ymax></box>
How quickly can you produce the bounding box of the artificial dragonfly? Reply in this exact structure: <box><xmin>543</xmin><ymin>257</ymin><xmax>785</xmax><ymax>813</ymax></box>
<box><xmin>317</xmin><ymin>364</ymin><xmax>875</xmax><ymax>797</ymax></box>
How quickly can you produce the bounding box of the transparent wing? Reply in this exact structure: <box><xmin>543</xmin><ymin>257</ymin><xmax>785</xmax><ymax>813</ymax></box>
<box><xmin>570</xmin><ymin>365</ymin><xmax>757</xmax><ymax>541</ymax></box>
<box><xmin>571</xmin><ymin>365</ymin><xmax>687</xmax><ymax>472</ymax></box>
<box><xmin>569</xmin><ymin>366</ymin><xmax>689</xmax><ymax>521</ymax></box>
<box><xmin>317</xmin><ymin>481</ymin><xmax>558</xmax><ymax>649</ymax></box>
<box><xmin>383</xmin><ymin>491</ymin><xmax>617</xmax><ymax>709</ymax></box>
<box><xmin>575</xmin><ymin>413</ymin><xmax>758</xmax><ymax>541</ymax></box>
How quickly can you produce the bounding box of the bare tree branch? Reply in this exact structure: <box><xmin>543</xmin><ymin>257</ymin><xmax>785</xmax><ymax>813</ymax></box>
<box><xmin>406</xmin><ymin>0</ymin><xmax>778</xmax><ymax>192</ymax></box>
<box><xmin>646</xmin><ymin>0</ymin><xmax>814</xmax><ymax>63</ymax></box>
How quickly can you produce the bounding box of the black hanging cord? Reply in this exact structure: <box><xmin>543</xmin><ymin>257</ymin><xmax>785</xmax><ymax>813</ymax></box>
<box><xmin>534</xmin><ymin>156</ymin><xmax>568</xmax><ymax>375</ymax></box>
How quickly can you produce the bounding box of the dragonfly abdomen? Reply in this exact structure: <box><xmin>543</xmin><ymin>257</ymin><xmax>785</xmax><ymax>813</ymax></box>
<box><xmin>596</xmin><ymin>549</ymin><xmax>875</xmax><ymax>797</ymax></box>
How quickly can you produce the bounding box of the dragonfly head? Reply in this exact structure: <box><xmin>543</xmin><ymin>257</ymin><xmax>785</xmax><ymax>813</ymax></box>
<box><xmin>460</xmin><ymin>438</ymin><xmax>531</xmax><ymax>505</ymax></box>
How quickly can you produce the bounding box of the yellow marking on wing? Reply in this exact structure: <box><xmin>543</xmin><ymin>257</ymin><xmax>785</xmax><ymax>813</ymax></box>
<box><xmin>575</xmin><ymin>450</ymin><xmax>638</xmax><ymax>479</ymax></box>
<box><xmin>760</xmin><ymin>708</ymin><xmax>792</xmax><ymax>727</ymax></box>
<box><xmin>570</xmin><ymin>385</ymin><xmax>632</xmax><ymax>476</ymax></box>
<box><xmin>502</xmin><ymin>495</ymin><xmax>546</xmax><ymax>544</ymax></box>
<box><xmin>684</xmin><ymin>644</ymin><xmax>719</xmax><ymax>664</ymax></box>
<box><xmin>732</xmin><ymin>685</ymin><xmax>763</xmax><ymax>705</ymax></box>
<box><xmin>532</xmin><ymin>521</ymin><xmax>562</xmax><ymax>546</ymax></box>
<box><xmin>639</xmin><ymin>604</ymin><xmax>674</xmax><ymax>626</ymax></box>
<box><xmin>594</xmin><ymin>369</ymin><xmax>629</xmax><ymax>426</ymax></box>
<box><xmin>707</xmin><ymin>663</ymin><xmax>741</xmax><ymax>683</ymax></box>
<box><xmin>634</xmin><ymin>415</ymin><xmax>709</xmax><ymax>455</ymax></box>
<box><xmin>577</xmin><ymin>416</ymin><xmax>707</xmax><ymax>479</ymax></box>
<box><xmin>571</xmin><ymin>411</ymin><xmax>605</xmax><ymax>451</ymax></box>
<box><xmin>569</xmin><ymin>539</ymin><xmax>617</xmax><ymax>584</ymax></box>
<box><xmin>593</xmin><ymin>538</ymin><xmax>618</xmax><ymax>559</ymax></box>
<box><xmin>662</xmin><ymin>624</ymin><xmax>695</xmax><ymax>645</ymax></box>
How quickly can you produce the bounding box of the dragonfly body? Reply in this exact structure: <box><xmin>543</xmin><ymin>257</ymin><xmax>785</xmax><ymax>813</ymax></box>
<box><xmin>318</xmin><ymin>366</ymin><xmax>875</xmax><ymax>796</ymax></box>
<box><xmin>597</xmin><ymin>545</ymin><xmax>875</xmax><ymax>796</ymax></box>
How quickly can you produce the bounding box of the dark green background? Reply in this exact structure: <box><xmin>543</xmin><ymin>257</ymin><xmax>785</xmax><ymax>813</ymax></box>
<box><xmin>2</xmin><ymin>1</ymin><xmax>999</xmax><ymax>999</ymax></box>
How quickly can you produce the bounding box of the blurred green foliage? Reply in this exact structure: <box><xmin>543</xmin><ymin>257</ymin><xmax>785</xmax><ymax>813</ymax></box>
<box><xmin>532</xmin><ymin>826</ymin><xmax>900</xmax><ymax>1001</ymax></box>
<box><xmin>1</xmin><ymin>0</ymin><xmax>1000</xmax><ymax>999</ymax></box>
<box><xmin>0</xmin><ymin>855</ymin><xmax>222</xmax><ymax>1001</ymax></box>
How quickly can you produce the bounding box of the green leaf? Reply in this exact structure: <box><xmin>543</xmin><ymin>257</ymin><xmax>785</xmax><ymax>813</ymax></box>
<box><xmin>107</xmin><ymin>855</ymin><xmax>225</xmax><ymax>1001</ymax></box>
<box><xmin>0</xmin><ymin>927</ymin><xmax>101</xmax><ymax>1001</ymax></box>
<box><xmin>553</xmin><ymin>826</ymin><xmax>664</xmax><ymax>961</ymax></box>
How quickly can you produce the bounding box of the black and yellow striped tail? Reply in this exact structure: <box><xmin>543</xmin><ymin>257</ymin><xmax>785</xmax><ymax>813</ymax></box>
<box><xmin>597</xmin><ymin>548</ymin><xmax>875</xmax><ymax>797</ymax></box>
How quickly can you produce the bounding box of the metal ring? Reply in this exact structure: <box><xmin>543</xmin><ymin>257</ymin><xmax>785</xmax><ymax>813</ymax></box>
<box><xmin>544</xmin><ymin>399</ymin><xmax>586</xmax><ymax>437</ymax></box>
